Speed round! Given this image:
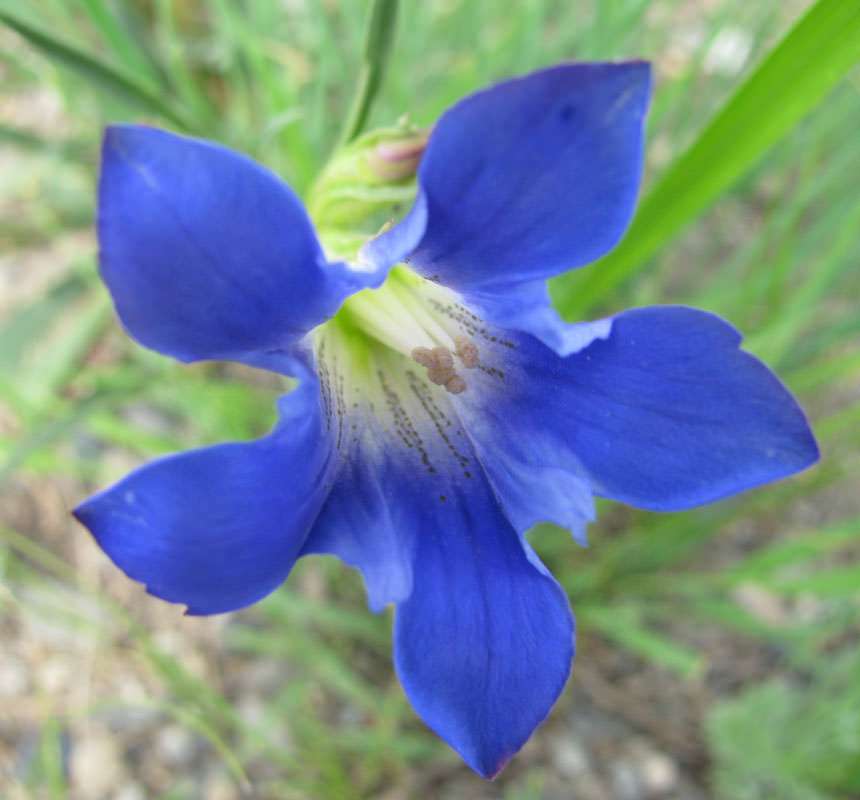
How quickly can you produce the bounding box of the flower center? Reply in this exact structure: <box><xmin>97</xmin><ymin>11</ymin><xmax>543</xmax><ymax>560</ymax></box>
<box><xmin>335</xmin><ymin>266</ymin><xmax>481</xmax><ymax>395</ymax></box>
<box><xmin>312</xmin><ymin>267</ymin><xmax>514</xmax><ymax>477</ymax></box>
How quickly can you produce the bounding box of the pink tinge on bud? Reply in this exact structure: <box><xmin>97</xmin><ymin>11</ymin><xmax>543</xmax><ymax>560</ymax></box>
<box><xmin>368</xmin><ymin>131</ymin><xmax>430</xmax><ymax>181</ymax></box>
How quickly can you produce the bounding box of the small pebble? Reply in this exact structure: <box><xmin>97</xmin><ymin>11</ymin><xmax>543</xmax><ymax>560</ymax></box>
<box><xmin>640</xmin><ymin>751</ymin><xmax>679</xmax><ymax>796</ymax></box>
<box><xmin>71</xmin><ymin>733</ymin><xmax>125</xmax><ymax>800</ymax></box>
<box><xmin>550</xmin><ymin>737</ymin><xmax>590</xmax><ymax>779</ymax></box>
<box><xmin>114</xmin><ymin>783</ymin><xmax>147</xmax><ymax>800</ymax></box>
<box><xmin>155</xmin><ymin>724</ymin><xmax>197</xmax><ymax>766</ymax></box>
<box><xmin>610</xmin><ymin>762</ymin><xmax>643</xmax><ymax>800</ymax></box>
<box><xmin>0</xmin><ymin>657</ymin><xmax>30</xmax><ymax>697</ymax></box>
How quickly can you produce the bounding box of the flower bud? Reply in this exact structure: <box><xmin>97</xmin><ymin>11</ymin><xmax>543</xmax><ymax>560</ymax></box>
<box><xmin>307</xmin><ymin>123</ymin><xmax>429</xmax><ymax>239</ymax></box>
<box><xmin>367</xmin><ymin>131</ymin><xmax>429</xmax><ymax>181</ymax></box>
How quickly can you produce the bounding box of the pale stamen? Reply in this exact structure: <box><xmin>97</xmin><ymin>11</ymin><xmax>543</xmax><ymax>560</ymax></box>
<box><xmin>391</xmin><ymin>279</ymin><xmax>458</xmax><ymax>352</ymax></box>
<box><xmin>344</xmin><ymin>289</ymin><xmax>435</xmax><ymax>358</ymax></box>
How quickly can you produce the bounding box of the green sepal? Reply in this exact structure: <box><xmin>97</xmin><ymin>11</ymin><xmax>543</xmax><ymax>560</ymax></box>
<box><xmin>308</xmin><ymin>121</ymin><xmax>427</xmax><ymax>252</ymax></box>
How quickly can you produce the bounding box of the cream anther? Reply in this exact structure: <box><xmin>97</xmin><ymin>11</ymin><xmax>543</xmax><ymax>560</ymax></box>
<box><xmin>427</xmin><ymin>364</ymin><xmax>456</xmax><ymax>386</ymax></box>
<box><xmin>412</xmin><ymin>344</ymin><xmax>468</xmax><ymax>394</ymax></box>
<box><xmin>445</xmin><ymin>375</ymin><xmax>467</xmax><ymax>394</ymax></box>
<box><xmin>411</xmin><ymin>346</ymin><xmax>434</xmax><ymax>368</ymax></box>
<box><xmin>431</xmin><ymin>346</ymin><xmax>454</xmax><ymax>370</ymax></box>
<box><xmin>454</xmin><ymin>336</ymin><xmax>479</xmax><ymax>368</ymax></box>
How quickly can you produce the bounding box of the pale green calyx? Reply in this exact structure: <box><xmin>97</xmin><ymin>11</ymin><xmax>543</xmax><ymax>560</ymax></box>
<box><xmin>308</xmin><ymin>120</ymin><xmax>428</xmax><ymax>251</ymax></box>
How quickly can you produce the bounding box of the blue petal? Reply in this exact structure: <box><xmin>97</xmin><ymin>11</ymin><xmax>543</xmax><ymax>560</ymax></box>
<box><xmin>456</xmin><ymin>394</ymin><xmax>596</xmax><ymax>545</ymax></box>
<box><xmin>445</xmin><ymin>308</ymin><xmax>600</xmax><ymax>543</ymax></box>
<box><xmin>465</xmin><ymin>278</ymin><xmax>613</xmax><ymax>357</ymax></box>
<box><xmin>373</xmin><ymin>62</ymin><xmax>649</xmax><ymax>292</ymax></box>
<box><xmin>465</xmin><ymin>306</ymin><xmax>818</xmax><ymax>517</ymax></box>
<box><xmin>393</xmin><ymin>480</ymin><xmax>574</xmax><ymax>778</ymax></box>
<box><xmin>301</xmin><ymin>424</ymin><xmax>417</xmax><ymax>613</ymax></box>
<box><xmin>360</xmin><ymin>191</ymin><xmax>428</xmax><ymax>275</ymax></box>
<box><xmin>297</xmin><ymin>362</ymin><xmax>573</xmax><ymax>775</ymax></box>
<box><xmin>98</xmin><ymin>125</ymin><xmax>414</xmax><ymax>365</ymax></box>
<box><xmin>74</xmin><ymin>378</ymin><xmax>335</xmax><ymax>615</ymax></box>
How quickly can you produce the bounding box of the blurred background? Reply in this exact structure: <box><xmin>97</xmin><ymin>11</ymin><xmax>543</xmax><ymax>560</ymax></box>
<box><xmin>1</xmin><ymin>1</ymin><xmax>858</xmax><ymax>798</ymax></box>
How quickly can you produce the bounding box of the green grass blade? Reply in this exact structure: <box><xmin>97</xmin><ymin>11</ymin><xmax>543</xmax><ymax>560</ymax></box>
<box><xmin>0</xmin><ymin>7</ymin><xmax>194</xmax><ymax>130</ymax></box>
<box><xmin>582</xmin><ymin>604</ymin><xmax>704</xmax><ymax>678</ymax></box>
<box><xmin>77</xmin><ymin>0</ymin><xmax>162</xmax><ymax>84</ymax></box>
<box><xmin>0</xmin><ymin>123</ymin><xmax>88</xmax><ymax>161</ymax></box>
<box><xmin>339</xmin><ymin>0</ymin><xmax>400</xmax><ymax>144</ymax></box>
<box><xmin>552</xmin><ymin>0</ymin><xmax>860</xmax><ymax>315</ymax></box>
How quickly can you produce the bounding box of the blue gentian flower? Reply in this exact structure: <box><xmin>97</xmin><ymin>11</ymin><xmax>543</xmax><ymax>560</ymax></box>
<box><xmin>74</xmin><ymin>63</ymin><xmax>818</xmax><ymax>778</ymax></box>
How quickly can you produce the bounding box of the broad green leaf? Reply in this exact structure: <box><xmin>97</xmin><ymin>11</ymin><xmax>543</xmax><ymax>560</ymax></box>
<box><xmin>552</xmin><ymin>0</ymin><xmax>860</xmax><ymax>315</ymax></box>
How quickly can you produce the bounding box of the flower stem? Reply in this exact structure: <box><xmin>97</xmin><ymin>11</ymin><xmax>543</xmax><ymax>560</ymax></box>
<box><xmin>338</xmin><ymin>0</ymin><xmax>399</xmax><ymax>146</ymax></box>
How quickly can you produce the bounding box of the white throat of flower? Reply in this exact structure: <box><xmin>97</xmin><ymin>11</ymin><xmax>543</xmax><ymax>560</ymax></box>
<box><xmin>335</xmin><ymin>266</ymin><xmax>481</xmax><ymax>395</ymax></box>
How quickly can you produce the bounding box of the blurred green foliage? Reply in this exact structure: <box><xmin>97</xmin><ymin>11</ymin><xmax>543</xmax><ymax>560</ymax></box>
<box><xmin>708</xmin><ymin>648</ymin><xmax>860</xmax><ymax>799</ymax></box>
<box><xmin>1</xmin><ymin>0</ymin><xmax>859</xmax><ymax>797</ymax></box>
